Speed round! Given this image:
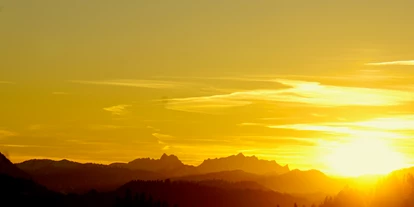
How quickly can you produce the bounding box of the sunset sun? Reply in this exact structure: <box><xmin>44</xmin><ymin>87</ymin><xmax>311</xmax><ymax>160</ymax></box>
<box><xmin>326</xmin><ymin>138</ymin><xmax>407</xmax><ymax>177</ymax></box>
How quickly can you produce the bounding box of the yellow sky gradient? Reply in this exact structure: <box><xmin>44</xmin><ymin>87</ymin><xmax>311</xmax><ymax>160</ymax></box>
<box><xmin>1</xmin><ymin>0</ymin><xmax>414</xmax><ymax>176</ymax></box>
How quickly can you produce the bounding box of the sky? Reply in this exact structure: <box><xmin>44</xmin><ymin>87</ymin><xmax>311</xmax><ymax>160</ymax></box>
<box><xmin>1</xmin><ymin>0</ymin><xmax>414</xmax><ymax>175</ymax></box>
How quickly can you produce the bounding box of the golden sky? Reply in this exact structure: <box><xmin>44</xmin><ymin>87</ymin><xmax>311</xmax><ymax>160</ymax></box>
<box><xmin>1</xmin><ymin>0</ymin><xmax>414</xmax><ymax>176</ymax></box>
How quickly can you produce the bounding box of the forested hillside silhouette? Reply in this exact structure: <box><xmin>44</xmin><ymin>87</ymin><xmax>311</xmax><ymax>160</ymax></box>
<box><xmin>0</xmin><ymin>174</ymin><xmax>62</xmax><ymax>207</ymax></box>
<box><xmin>0</xmin><ymin>174</ymin><xmax>307</xmax><ymax>207</ymax></box>
<box><xmin>115</xmin><ymin>179</ymin><xmax>306</xmax><ymax>207</ymax></box>
<box><xmin>318</xmin><ymin>173</ymin><xmax>414</xmax><ymax>207</ymax></box>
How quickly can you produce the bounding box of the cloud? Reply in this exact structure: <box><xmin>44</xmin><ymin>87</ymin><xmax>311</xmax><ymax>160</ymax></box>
<box><xmin>165</xmin><ymin>79</ymin><xmax>414</xmax><ymax>113</ymax></box>
<box><xmin>152</xmin><ymin>133</ymin><xmax>175</xmax><ymax>141</ymax></box>
<box><xmin>238</xmin><ymin>123</ymin><xmax>266</xmax><ymax>126</ymax></box>
<box><xmin>350</xmin><ymin>115</ymin><xmax>414</xmax><ymax>131</ymax></box>
<box><xmin>166</xmin><ymin>94</ymin><xmax>251</xmax><ymax>113</ymax></box>
<box><xmin>271</xmin><ymin>115</ymin><xmax>414</xmax><ymax>132</ymax></box>
<box><xmin>269</xmin><ymin>115</ymin><xmax>414</xmax><ymax>140</ymax></box>
<box><xmin>146</xmin><ymin>126</ymin><xmax>161</xmax><ymax>132</ymax></box>
<box><xmin>103</xmin><ymin>104</ymin><xmax>131</xmax><ymax>115</ymax></box>
<box><xmin>152</xmin><ymin>133</ymin><xmax>174</xmax><ymax>151</ymax></box>
<box><xmin>0</xmin><ymin>130</ymin><xmax>17</xmax><ymax>139</ymax></box>
<box><xmin>0</xmin><ymin>81</ymin><xmax>14</xmax><ymax>84</ymax></box>
<box><xmin>366</xmin><ymin>60</ymin><xmax>414</xmax><ymax>66</ymax></box>
<box><xmin>71</xmin><ymin>79</ymin><xmax>182</xmax><ymax>89</ymax></box>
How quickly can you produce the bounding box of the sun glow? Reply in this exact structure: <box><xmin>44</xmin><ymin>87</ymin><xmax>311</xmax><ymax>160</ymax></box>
<box><xmin>326</xmin><ymin>138</ymin><xmax>407</xmax><ymax>177</ymax></box>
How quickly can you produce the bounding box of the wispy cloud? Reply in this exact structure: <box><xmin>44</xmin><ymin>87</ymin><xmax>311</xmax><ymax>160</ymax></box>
<box><xmin>0</xmin><ymin>81</ymin><xmax>14</xmax><ymax>84</ymax></box>
<box><xmin>366</xmin><ymin>60</ymin><xmax>414</xmax><ymax>66</ymax></box>
<box><xmin>166</xmin><ymin>94</ymin><xmax>251</xmax><ymax>113</ymax></box>
<box><xmin>238</xmin><ymin>123</ymin><xmax>266</xmax><ymax>127</ymax></box>
<box><xmin>165</xmin><ymin>79</ymin><xmax>414</xmax><ymax>113</ymax></box>
<box><xmin>152</xmin><ymin>133</ymin><xmax>175</xmax><ymax>141</ymax></box>
<box><xmin>0</xmin><ymin>130</ymin><xmax>17</xmax><ymax>139</ymax></box>
<box><xmin>269</xmin><ymin>123</ymin><xmax>405</xmax><ymax>139</ymax></box>
<box><xmin>152</xmin><ymin>133</ymin><xmax>173</xmax><ymax>151</ymax></box>
<box><xmin>351</xmin><ymin>115</ymin><xmax>414</xmax><ymax>131</ymax></box>
<box><xmin>269</xmin><ymin>115</ymin><xmax>414</xmax><ymax>140</ymax></box>
<box><xmin>103</xmin><ymin>104</ymin><xmax>131</xmax><ymax>115</ymax></box>
<box><xmin>71</xmin><ymin>79</ymin><xmax>182</xmax><ymax>89</ymax></box>
<box><xmin>146</xmin><ymin>126</ymin><xmax>161</xmax><ymax>132</ymax></box>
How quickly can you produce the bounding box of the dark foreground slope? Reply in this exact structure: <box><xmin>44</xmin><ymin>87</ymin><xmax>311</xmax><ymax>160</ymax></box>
<box><xmin>0</xmin><ymin>153</ymin><xmax>30</xmax><ymax>179</ymax></box>
<box><xmin>0</xmin><ymin>174</ymin><xmax>62</xmax><ymax>207</ymax></box>
<box><xmin>116</xmin><ymin>180</ymin><xmax>308</xmax><ymax>207</ymax></box>
<box><xmin>0</xmin><ymin>173</ymin><xmax>308</xmax><ymax>207</ymax></box>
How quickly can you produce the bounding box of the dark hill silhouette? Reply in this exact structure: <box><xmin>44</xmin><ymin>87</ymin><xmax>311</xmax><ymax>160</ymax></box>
<box><xmin>0</xmin><ymin>152</ymin><xmax>30</xmax><ymax>179</ymax></box>
<box><xmin>116</xmin><ymin>179</ymin><xmax>308</xmax><ymax>207</ymax></box>
<box><xmin>258</xmin><ymin>169</ymin><xmax>346</xmax><ymax>194</ymax></box>
<box><xmin>390</xmin><ymin>166</ymin><xmax>414</xmax><ymax>178</ymax></box>
<box><xmin>319</xmin><ymin>186</ymin><xmax>367</xmax><ymax>207</ymax></box>
<box><xmin>0</xmin><ymin>174</ymin><xmax>62</xmax><ymax>207</ymax></box>
<box><xmin>197</xmin><ymin>153</ymin><xmax>290</xmax><ymax>175</ymax></box>
<box><xmin>196</xmin><ymin>179</ymin><xmax>271</xmax><ymax>191</ymax></box>
<box><xmin>318</xmin><ymin>172</ymin><xmax>414</xmax><ymax>207</ymax></box>
<box><xmin>17</xmin><ymin>159</ymin><xmax>164</xmax><ymax>193</ymax></box>
<box><xmin>18</xmin><ymin>159</ymin><xmax>80</xmax><ymax>171</ymax></box>
<box><xmin>0</xmin><ymin>173</ymin><xmax>173</xmax><ymax>207</ymax></box>
<box><xmin>174</xmin><ymin>170</ymin><xmax>260</xmax><ymax>182</ymax></box>
<box><xmin>174</xmin><ymin>168</ymin><xmax>345</xmax><ymax>195</ymax></box>
<box><xmin>0</xmin><ymin>154</ymin><xmax>61</xmax><ymax>206</ymax></box>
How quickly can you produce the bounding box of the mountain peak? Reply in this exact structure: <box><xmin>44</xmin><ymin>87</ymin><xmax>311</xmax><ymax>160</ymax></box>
<box><xmin>127</xmin><ymin>154</ymin><xmax>186</xmax><ymax>174</ymax></box>
<box><xmin>160</xmin><ymin>153</ymin><xmax>169</xmax><ymax>160</ymax></box>
<box><xmin>160</xmin><ymin>153</ymin><xmax>180</xmax><ymax>161</ymax></box>
<box><xmin>198</xmin><ymin>154</ymin><xmax>290</xmax><ymax>175</ymax></box>
<box><xmin>236</xmin><ymin>153</ymin><xmax>245</xmax><ymax>157</ymax></box>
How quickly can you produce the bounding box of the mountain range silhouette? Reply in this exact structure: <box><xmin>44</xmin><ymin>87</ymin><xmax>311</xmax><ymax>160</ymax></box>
<box><xmin>0</xmin><ymin>152</ymin><xmax>309</xmax><ymax>207</ymax></box>
<box><xmin>13</xmin><ymin>152</ymin><xmax>345</xmax><ymax>194</ymax></box>
<box><xmin>3</xmin><ymin>152</ymin><xmax>414</xmax><ymax>207</ymax></box>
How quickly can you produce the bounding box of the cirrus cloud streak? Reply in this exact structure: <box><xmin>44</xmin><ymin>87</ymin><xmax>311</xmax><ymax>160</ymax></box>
<box><xmin>366</xmin><ymin>60</ymin><xmax>414</xmax><ymax>66</ymax></box>
<box><xmin>165</xmin><ymin>79</ymin><xmax>414</xmax><ymax>113</ymax></box>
